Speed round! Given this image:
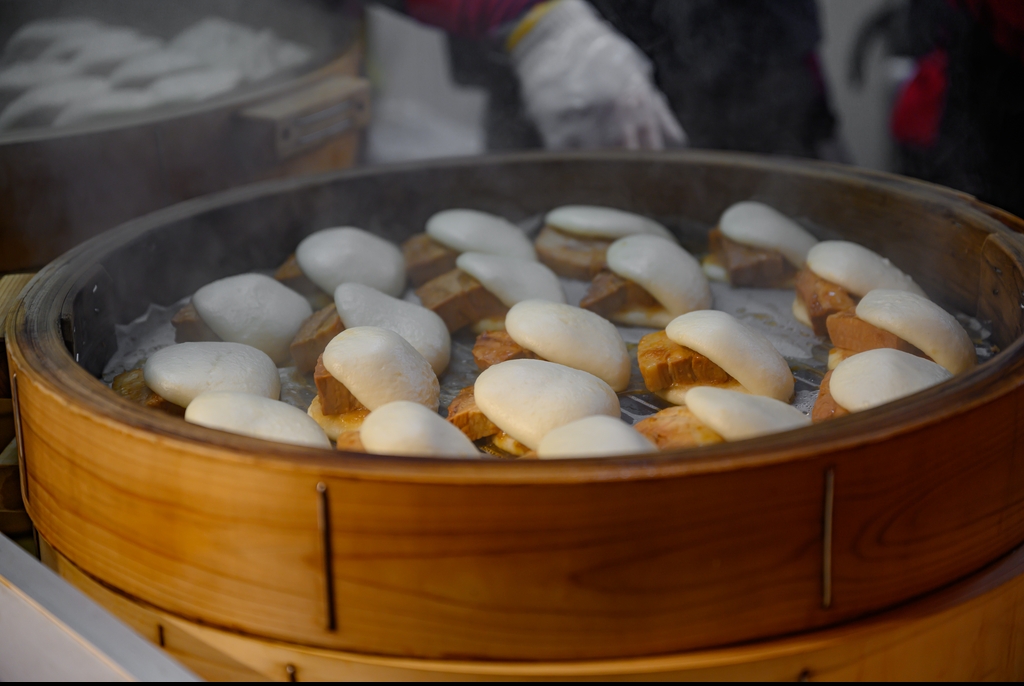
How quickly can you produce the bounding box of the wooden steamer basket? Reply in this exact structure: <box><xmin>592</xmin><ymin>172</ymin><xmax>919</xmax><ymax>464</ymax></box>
<box><xmin>7</xmin><ymin>152</ymin><xmax>1024</xmax><ymax>679</ymax></box>
<box><xmin>0</xmin><ymin>0</ymin><xmax>368</xmax><ymax>273</ymax></box>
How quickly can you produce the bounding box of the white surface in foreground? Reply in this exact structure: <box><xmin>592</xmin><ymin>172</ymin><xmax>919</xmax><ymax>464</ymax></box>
<box><xmin>0</xmin><ymin>534</ymin><xmax>196</xmax><ymax>681</ymax></box>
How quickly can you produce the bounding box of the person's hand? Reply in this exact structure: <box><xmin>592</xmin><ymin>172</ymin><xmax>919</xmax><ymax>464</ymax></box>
<box><xmin>509</xmin><ymin>0</ymin><xmax>686</xmax><ymax>151</ymax></box>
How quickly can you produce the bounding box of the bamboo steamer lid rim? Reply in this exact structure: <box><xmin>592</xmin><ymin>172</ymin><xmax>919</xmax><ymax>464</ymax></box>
<box><xmin>8</xmin><ymin>150</ymin><xmax>1023</xmax><ymax>486</ymax></box>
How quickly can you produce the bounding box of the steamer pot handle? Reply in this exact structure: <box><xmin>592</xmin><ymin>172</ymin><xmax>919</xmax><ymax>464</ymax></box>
<box><xmin>239</xmin><ymin>75</ymin><xmax>371</xmax><ymax>161</ymax></box>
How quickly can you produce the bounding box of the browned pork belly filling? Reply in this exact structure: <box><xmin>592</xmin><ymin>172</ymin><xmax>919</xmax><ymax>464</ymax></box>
<box><xmin>314</xmin><ymin>354</ymin><xmax>365</xmax><ymax>415</ymax></box>
<box><xmin>111</xmin><ymin>367</ymin><xmax>184</xmax><ymax>417</ymax></box>
<box><xmin>415</xmin><ymin>268</ymin><xmax>509</xmax><ymax>332</ymax></box>
<box><xmin>290</xmin><ymin>304</ymin><xmax>344</xmax><ymax>374</ymax></box>
<box><xmin>634</xmin><ymin>406</ymin><xmax>724</xmax><ymax>451</ymax></box>
<box><xmin>811</xmin><ymin>370</ymin><xmax>850</xmax><ymax>422</ymax></box>
<box><xmin>637</xmin><ymin>330</ymin><xmax>731</xmax><ymax>392</ymax></box>
<box><xmin>707</xmin><ymin>227</ymin><xmax>798</xmax><ymax>288</ymax></box>
<box><xmin>446</xmin><ymin>386</ymin><xmax>499</xmax><ymax>441</ymax></box>
<box><xmin>825</xmin><ymin>310</ymin><xmax>927</xmax><ymax>358</ymax></box>
<box><xmin>171</xmin><ymin>301</ymin><xmax>220</xmax><ymax>343</ymax></box>
<box><xmin>534</xmin><ymin>224</ymin><xmax>611</xmax><ymax>280</ymax></box>
<box><xmin>794</xmin><ymin>267</ymin><xmax>857</xmax><ymax>336</ymax></box>
<box><xmin>579</xmin><ymin>269</ymin><xmax>660</xmax><ymax>319</ymax></box>
<box><xmin>402</xmin><ymin>233</ymin><xmax>459</xmax><ymax>287</ymax></box>
<box><xmin>472</xmin><ymin>330</ymin><xmax>540</xmax><ymax>371</ymax></box>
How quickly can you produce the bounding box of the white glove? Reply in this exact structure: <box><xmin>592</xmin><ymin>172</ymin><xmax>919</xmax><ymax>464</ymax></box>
<box><xmin>509</xmin><ymin>0</ymin><xmax>686</xmax><ymax>151</ymax></box>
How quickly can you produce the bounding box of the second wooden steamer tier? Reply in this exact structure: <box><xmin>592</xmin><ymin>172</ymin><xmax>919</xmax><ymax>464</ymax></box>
<box><xmin>8</xmin><ymin>151</ymin><xmax>1024</xmax><ymax>661</ymax></box>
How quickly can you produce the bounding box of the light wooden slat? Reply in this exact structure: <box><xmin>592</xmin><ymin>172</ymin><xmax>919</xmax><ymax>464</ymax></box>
<box><xmin>1</xmin><ymin>272</ymin><xmax>34</xmax><ymax>400</ymax></box>
<box><xmin>0</xmin><ymin>273</ymin><xmax>34</xmax><ymax>334</ymax></box>
<box><xmin>1</xmin><ymin>273</ymin><xmax>34</xmax><ymax>535</ymax></box>
<box><xmin>48</xmin><ymin>539</ymin><xmax>1024</xmax><ymax>681</ymax></box>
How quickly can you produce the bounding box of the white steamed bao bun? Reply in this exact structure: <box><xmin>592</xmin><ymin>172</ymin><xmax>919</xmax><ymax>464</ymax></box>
<box><xmin>296</xmin><ymin>227</ymin><xmax>406</xmax><ymax>297</ymax></box>
<box><xmin>192</xmin><ymin>273</ymin><xmax>313</xmax><ymax>366</ymax></box>
<box><xmin>143</xmin><ymin>341</ymin><xmax>280</xmax><ymax>408</ymax></box>
<box><xmin>186</xmin><ymin>391</ymin><xmax>330</xmax><ymax>448</ymax></box>
<box><xmin>360</xmin><ymin>401</ymin><xmax>480</xmax><ymax>458</ymax></box>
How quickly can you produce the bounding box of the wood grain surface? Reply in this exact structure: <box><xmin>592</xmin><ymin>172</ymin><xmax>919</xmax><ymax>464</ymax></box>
<box><xmin>43</xmin><ymin>537</ymin><xmax>1024</xmax><ymax>681</ymax></box>
<box><xmin>0</xmin><ymin>273</ymin><xmax>33</xmax><ymax>400</ymax></box>
<box><xmin>0</xmin><ymin>273</ymin><xmax>33</xmax><ymax>534</ymax></box>
<box><xmin>8</xmin><ymin>153</ymin><xmax>1024</xmax><ymax>661</ymax></box>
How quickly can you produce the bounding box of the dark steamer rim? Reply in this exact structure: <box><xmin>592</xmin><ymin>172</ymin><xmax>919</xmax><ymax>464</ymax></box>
<box><xmin>10</xmin><ymin>150</ymin><xmax>1024</xmax><ymax>485</ymax></box>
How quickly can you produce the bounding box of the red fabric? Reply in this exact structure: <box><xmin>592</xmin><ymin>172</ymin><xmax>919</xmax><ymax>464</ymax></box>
<box><xmin>961</xmin><ymin>0</ymin><xmax>1024</xmax><ymax>64</ymax></box>
<box><xmin>405</xmin><ymin>0</ymin><xmax>542</xmax><ymax>38</ymax></box>
<box><xmin>891</xmin><ymin>48</ymin><xmax>949</xmax><ymax>148</ymax></box>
